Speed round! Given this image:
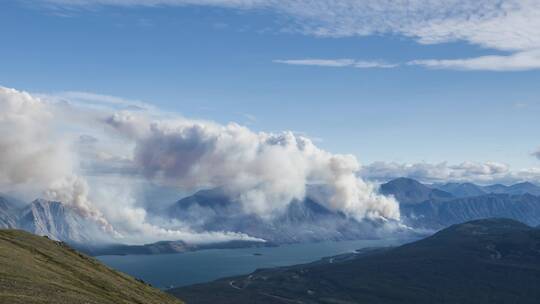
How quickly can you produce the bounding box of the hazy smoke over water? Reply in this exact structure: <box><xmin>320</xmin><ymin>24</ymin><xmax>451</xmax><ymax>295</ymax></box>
<box><xmin>0</xmin><ymin>86</ymin><xmax>400</xmax><ymax>244</ymax></box>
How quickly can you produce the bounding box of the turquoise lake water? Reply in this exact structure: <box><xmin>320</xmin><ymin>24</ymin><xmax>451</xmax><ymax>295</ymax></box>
<box><xmin>98</xmin><ymin>238</ymin><xmax>408</xmax><ymax>289</ymax></box>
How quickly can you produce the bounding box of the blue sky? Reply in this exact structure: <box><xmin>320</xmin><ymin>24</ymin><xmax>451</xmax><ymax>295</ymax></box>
<box><xmin>1</xmin><ymin>0</ymin><xmax>539</xmax><ymax>171</ymax></box>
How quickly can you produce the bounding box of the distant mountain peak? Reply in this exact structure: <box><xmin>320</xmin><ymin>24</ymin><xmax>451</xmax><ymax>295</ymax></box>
<box><xmin>386</xmin><ymin>177</ymin><xmax>423</xmax><ymax>186</ymax></box>
<box><xmin>380</xmin><ymin>177</ymin><xmax>453</xmax><ymax>205</ymax></box>
<box><xmin>0</xmin><ymin>195</ymin><xmax>19</xmax><ymax>229</ymax></box>
<box><xmin>485</xmin><ymin>181</ymin><xmax>540</xmax><ymax>196</ymax></box>
<box><xmin>443</xmin><ymin>218</ymin><xmax>531</xmax><ymax>235</ymax></box>
<box><xmin>30</xmin><ymin>198</ymin><xmax>64</xmax><ymax>212</ymax></box>
<box><xmin>434</xmin><ymin>182</ymin><xmax>486</xmax><ymax>198</ymax></box>
<box><xmin>17</xmin><ymin>198</ymin><xmax>97</xmax><ymax>244</ymax></box>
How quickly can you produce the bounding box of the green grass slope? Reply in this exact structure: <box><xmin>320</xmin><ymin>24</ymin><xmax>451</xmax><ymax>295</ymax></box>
<box><xmin>0</xmin><ymin>229</ymin><xmax>183</xmax><ymax>304</ymax></box>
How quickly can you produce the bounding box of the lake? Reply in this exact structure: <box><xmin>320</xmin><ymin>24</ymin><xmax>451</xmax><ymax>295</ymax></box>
<box><xmin>98</xmin><ymin>238</ymin><xmax>409</xmax><ymax>289</ymax></box>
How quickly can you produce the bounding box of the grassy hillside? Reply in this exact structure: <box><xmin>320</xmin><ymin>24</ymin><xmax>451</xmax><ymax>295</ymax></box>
<box><xmin>0</xmin><ymin>229</ymin><xmax>183</xmax><ymax>304</ymax></box>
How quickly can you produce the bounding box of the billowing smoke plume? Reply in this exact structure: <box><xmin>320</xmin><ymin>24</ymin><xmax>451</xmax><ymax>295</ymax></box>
<box><xmin>0</xmin><ymin>86</ymin><xmax>266</xmax><ymax>244</ymax></box>
<box><xmin>0</xmin><ymin>87</ymin><xmax>70</xmax><ymax>194</ymax></box>
<box><xmin>44</xmin><ymin>176</ymin><xmax>117</xmax><ymax>234</ymax></box>
<box><xmin>106</xmin><ymin>113</ymin><xmax>400</xmax><ymax>221</ymax></box>
<box><xmin>0</xmin><ymin>87</ymin><xmax>116</xmax><ymax>234</ymax></box>
<box><xmin>0</xmin><ymin>86</ymin><xmax>400</xmax><ymax>244</ymax></box>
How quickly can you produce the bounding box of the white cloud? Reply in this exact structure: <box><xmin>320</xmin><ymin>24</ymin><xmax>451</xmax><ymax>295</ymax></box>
<box><xmin>275</xmin><ymin>51</ymin><xmax>540</xmax><ymax>72</ymax></box>
<box><xmin>274</xmin><ymin>59</ymin><xmax>355</xmax><ymax>67</ymax></box>
<box><xmin>39</xmin><ymin>0</ymin><xmax>264</xmax><ymax>7</ymax></box>
<box><xmin>361</xmin><ymin>161</ymin><xmax>540</xmax><ymax>185</ymax></box>
<box><xmin>239</xmin><ymin>112</ymin><xmax>257</xmax><ymax>125</ymax></box>
<box><xmin>513</xmin><ymin>167</ymin><xmax>540</xmax><ymax>183</ymax></box>
<box><xmin>273</xmin><ymin>59</ymin><xmax>398</xmax><ymax>69</ymax></box>
<box><xmin>37</xmin><ymin>0</ymin><xmax>540</xmax><ymax>51</ymax></box>
<box><xmin>43</xmin><ymin>91</ymin><xmax>157</xmax><ymax>111</ymax></box>
<box><xmin>33</xmin><ymin>1</ymin><xmax>540</xmax><ymax>71</ymax></box>
<box><xmin>270</xmin><ymin>1</ymin><xmax>540</xmax><ymax>71</ymax></box>
<box><xmin>409</xmin><ymin>50</ymin><xmax>540</xmax><ymax>71</ymax></box>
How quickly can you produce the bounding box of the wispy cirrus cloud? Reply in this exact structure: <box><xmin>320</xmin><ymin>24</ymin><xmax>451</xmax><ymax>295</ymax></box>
<box><xmin>35</xmin><ymin>1</ymin><xmax>540</xmax><ymax>49</ymax></box>
<box><xmin>273</xmin><ymin>59</ymin><xmax>398</xmax><ymax>69</ymax></box>
<box><xmin>42</xmin><ymin>91</ymin><xmax>157</xmax><ymax>111</ymax></box>
<box><xmin>31</xmin><ymin>1</ymin><xmax>540</xmax><ymax>71</ymax></box>
<box><xmin>275</xmin><ymin>51</ymin><xmax>540</xmax><ymax>72</ymax></box>
<box><xmin>409</xmin><ymin>50</ymin><xmax>540</xmax><ymax>72</ymax></box>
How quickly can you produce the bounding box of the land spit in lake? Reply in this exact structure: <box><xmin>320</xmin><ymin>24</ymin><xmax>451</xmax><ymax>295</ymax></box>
<box><xmin>97</xmin><ymin>238</ymin><xmax>407</xmax><ymax>289</ymax></box>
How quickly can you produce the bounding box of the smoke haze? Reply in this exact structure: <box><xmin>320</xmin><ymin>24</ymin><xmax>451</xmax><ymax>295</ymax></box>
<box><xmin>1</xmin><ymin>86</ymin><xmax>399</xmax><ymax>244</ymax></box>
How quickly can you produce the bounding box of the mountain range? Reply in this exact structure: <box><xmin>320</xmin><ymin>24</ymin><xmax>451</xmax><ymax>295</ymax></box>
<box><xmin>0</xmin><ymin>196</ymin><xmax>100</xmax><ymax>244</ymax></box>
<box><xmin>170</xmin><ymin>218</ymin><xmax>540</xmax><ymax>304</ymax></box>
<box><xmin>2</xmin><ymin>178</ymin><xmax>540</xmax><ymax>253</ymax></box>
<box><xmin>163</xmin><ymin>179</ymin><xmax>540</xmax><ymax>244</ymax></box>
<box><xmin>380</xmin><ymin>177</ymin><xmax>454</xmax><ymax>204</ymax></box>
<box><xmin>0</xmin><ymin>195</ymin><xmax>270</xmax><ymax>255</ymax></box>
<box><xmin>380</xmin><ymin>178</ymin><xmax>540</xmax><ymax>229</ymax></box>
<box><xmin>0</xmin><ymin>195</ymin><xmax>19</xmax><ymax>228</ymax></box>
<box><xmin>164</xmin><ymin>188</ymin><xmax>403</xmax><ymax>244</ymax></box>
<box><xmin>382</xmin><ymin>177</ymin><xmax>540</xmax><ymax>203</ymax></box>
